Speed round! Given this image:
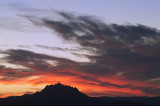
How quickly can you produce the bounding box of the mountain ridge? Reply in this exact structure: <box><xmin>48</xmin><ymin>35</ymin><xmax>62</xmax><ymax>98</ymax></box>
<box><xmin>0</xmin><ymin>83</ymin><xmax>158</xmax><ymax>106</ymax></box>
<box><xmin>98</xmin><ymin>96</ymin><xmax>160</xmax><ymax>105</ymax></box>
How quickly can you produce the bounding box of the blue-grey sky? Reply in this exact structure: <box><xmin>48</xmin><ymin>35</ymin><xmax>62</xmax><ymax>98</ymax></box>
<box><xmin>1</xmin><ymin>0</ymin><xmax>160</xmax><ymax>28</ymax></box>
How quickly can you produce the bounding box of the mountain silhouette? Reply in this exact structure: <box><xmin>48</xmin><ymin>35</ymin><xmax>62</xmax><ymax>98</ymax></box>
<box><xmin>0</xmin><ymin>83</ymin><xmax>158</xmax><ymax>106</ymax></box>
<box><xmin>28</xmin><ymin>82</ymin><xmax>89</xmax><ymax>101</ymax></box>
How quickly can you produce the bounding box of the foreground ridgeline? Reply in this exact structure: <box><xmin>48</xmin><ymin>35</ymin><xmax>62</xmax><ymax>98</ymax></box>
<box><xmin>0</xmin><ymin>83</ymin><xmax>158</xmax><ymax>106</ymax></box>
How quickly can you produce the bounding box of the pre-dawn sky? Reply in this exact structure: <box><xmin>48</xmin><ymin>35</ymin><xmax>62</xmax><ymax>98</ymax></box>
<box><xmin>0</xmin><ymin>0</ymin><xmax>160</xmax><ymax>98</ymax></box>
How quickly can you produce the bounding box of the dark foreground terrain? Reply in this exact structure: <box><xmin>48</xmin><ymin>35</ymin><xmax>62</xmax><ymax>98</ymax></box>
<box><xmin>0</xmin><ymin>83</ymin><xmax>158</xmax><ymax>106</ymax></box>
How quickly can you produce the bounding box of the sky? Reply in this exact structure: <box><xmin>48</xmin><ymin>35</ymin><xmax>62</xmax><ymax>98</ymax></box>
<box><xmin>0</xmin><ymin>0</ymin><xmax>160</xmax><ymax>98</ymax></box>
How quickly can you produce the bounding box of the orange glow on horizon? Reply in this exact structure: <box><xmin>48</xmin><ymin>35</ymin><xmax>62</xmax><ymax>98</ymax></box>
<box><xmin>0</xmin><ymin>73</ymin><xmax>149</xmax><ymax>98</ymax></box>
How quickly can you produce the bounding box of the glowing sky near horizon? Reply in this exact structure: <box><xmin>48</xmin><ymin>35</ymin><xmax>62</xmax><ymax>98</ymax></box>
<box><xmin>0</xmin><ymin>0</ymin><xmax>160</xmax><ymax>98</ymax></box>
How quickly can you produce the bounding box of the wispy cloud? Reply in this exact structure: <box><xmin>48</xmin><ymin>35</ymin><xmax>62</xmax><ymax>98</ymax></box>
<box><xmin>0</xmin><ymin>9</ymin><xmax>160</xmax><ymax>97</ymax></box>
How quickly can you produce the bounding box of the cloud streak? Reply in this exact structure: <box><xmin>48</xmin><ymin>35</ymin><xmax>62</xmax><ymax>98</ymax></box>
<box><xmin>1</xmin><ymin>10</ymin><xmax>160</xmax><ymax>97</ymax></box>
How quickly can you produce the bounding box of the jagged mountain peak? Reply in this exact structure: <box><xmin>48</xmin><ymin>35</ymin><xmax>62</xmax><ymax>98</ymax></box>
<box><xmin>32</xmin><ymin>83</ymin><xmax>89</xmax><ymax>101</ymax></box>
<box><xmin>43</xmin><ymin>82</ymin><xmax>79</xmax><ymax>91</ymax></box>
